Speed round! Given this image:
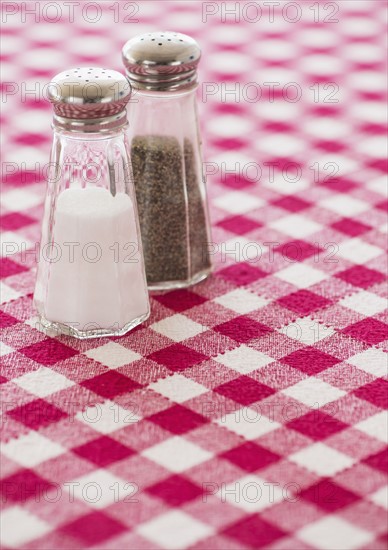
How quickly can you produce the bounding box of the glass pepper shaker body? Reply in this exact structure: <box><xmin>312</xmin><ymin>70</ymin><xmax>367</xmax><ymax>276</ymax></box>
<box><xmin>122</xmin><ymin>32</ymin><xmax>212</xmax><ymax>290</ymax></box>
<box><xmin>34</xmin><ymin>68</ymin><xmax>150</xmax><ymax>339</ymax></box>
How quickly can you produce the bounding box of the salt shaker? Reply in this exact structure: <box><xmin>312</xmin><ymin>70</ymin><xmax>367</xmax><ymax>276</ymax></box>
<box><xmin>122</xmin><ymin>32</ymin><xmax>212</xmax><ymax>289</ymax></box>
<box><xmin>34</xmin><ymin>68</ymin><xmax>150</xmax><ymax>339</ymax></box>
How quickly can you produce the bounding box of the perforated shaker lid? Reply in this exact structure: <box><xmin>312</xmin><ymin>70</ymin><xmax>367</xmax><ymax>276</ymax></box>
<box><xmin>122</xmin><ymin>32</ymin><xmax>201</xmax><ymax>91</ymax></box>
<box><xmin>48</xmin><ymin>68</ymin><xmax>132</xmax><ymax>131</ymax></box>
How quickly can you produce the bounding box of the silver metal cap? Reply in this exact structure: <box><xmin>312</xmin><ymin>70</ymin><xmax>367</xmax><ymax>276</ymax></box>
<box><xmin>122</xmin><ymin>32</ymin><xmax>201</xmax><ymax>91</ymax></box>
<box><xmin>48</xmin><ymin>68</ymin><xmax>131</xmax><ymax>132</ymax></box>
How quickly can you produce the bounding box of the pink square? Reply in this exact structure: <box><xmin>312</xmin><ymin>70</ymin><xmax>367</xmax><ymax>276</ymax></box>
<box><xmin>272</xmin><ymin>196</ymin><xmax>311</xmax><ymax>212</ymax></box>
<box><xmin>0</xmin><ymin>212</ymin><xmax>35</xmax><ymax>231</ymax></box>
<box><xmin>354</xmin><ymin>379</ymin><xmax>388</xmax><ymax>409</ymax></box>
<box><xmin>0</xmin><ymin>469</ymin><xmax>55</xmax><ymax>504</ymax></box>
<box><xmin>214</xmin><ymin>316</ymin><xmax>273</xmax><ymax>343</ymax></box>
<box><xmin>0</xmin><ymin>258</ymin><xmax>28</xmax><ymax>278</ymax></box>
<box><xmin>321</xmin><ymin>177</ymin><xmax>357</xmax><ymax>193</ymax></box>
<box><xmin>363</xmin><ymin>449</ymin><xmax>388</xmax><ymax>473</ymax></box>
<box><xmin>331</xmin><ymin>217</ymin><xmax>372</xmax><ymax>236</ymax></box>
<box><xmin>148</xmin><ymin>344</ymin><xmax>208</xmax><ymax>372</ymax></box>
<box><xmin>275</xmin><ymin>240</ymin><xmax>321</xmax><ymax>262</ymax></box>
<box><xmin>72</xmin><ymin>436</ymin><xmax>134</xmax><ymax>467</ymax></box>
<box><xmin>281</xmin><ymin>348</ymin><xmax>340</xmax><ymax>375</ymax></box>
<box><xmin>20</xmin><ymin>338</ymin><xmax>78</xmax><ymax>365</ymax></box>
<box><xmin>81</xmin><ymin>371</ymin><xmax>142</xmax><ymax>399</ymax></box>
<box><xmin>218</xmin><ymin>262</ymin><xmax>268</xmax><ymax>285</ymax></box>
<box><xmin>221</xmin><ymin>441</ymin><xmax>281</xmax><ymax>472</ymax></box>
<box><xmin>153</xmin><ymin>290</ymin><xmax>207</xmax><ymax>312</ymax></box>
<box><xmin>222</xmin><ymin>514</ymin><xmax>285</xmax><ymax>548</ymax></box>
<box><xmin>217</xmin><ymin>215</ymin><xmax>261</xmax><ymax>235</ymax></box>
<box><xmin>343</xmin><ymin>318</ymin><xmax>388</xmax><ymax>345</ymax></box>
<box><xmin>147</xmin><ymin>404</ymin><xmax>208</xmax><ymax>435</ymax></box>
<box><xmin>278</xmin><ymin>290</ymin><xmax>331</xmax><ymax>315</ymax></box>
<box><xmin>60</xmin><ymin>511</ymin><xmax>126</xmax><ymax>547</ymax></box>
<box><xmin>300</xmin><ymin>479</ymin><xmax>359</xmax><ymax>511</ymax></box>
<box><xmin>375</xmin><ymin>198</ymin><xmax>387</xmax><ymax>212</ymax></box>
<box><xmin>214</xmin><ymin>375</ymin><xmax>275</xmax><ymax>405</ymax></box>
<box><xmin>336</xmin><ymin>265</ymin><xmax>385</xmax><ymax>288</ymax></box>
<box><xmin>146</xmin><ymin>474</ymin><xmax>203</xmax><ymax>506</ymax></box>
<box><xmin>288</xmin><ymin>410</ymin><xmax>348</xmax><ymax>440</ymax></box>
<box><xmin>8</xmin><ymin>398</ymin><xmax>67</xmax><ymax>429</ymax></box>
<box><xmin>0</xmin><ymin>311</ymin><xmax>19</xmax><ymax>328</ymax></box>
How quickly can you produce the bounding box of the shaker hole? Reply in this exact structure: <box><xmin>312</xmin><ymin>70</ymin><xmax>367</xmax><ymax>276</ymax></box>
<box><xmin>158</xmin><ymin>43</ymin><xmax>162</xmax><ymax>46</ymax></box>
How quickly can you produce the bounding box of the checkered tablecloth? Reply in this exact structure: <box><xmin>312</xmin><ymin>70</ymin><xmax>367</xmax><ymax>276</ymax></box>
<box><xmin>1</xmin><ymin>1</ymin><xmax>387</xmax><ymax>549</ymax></box>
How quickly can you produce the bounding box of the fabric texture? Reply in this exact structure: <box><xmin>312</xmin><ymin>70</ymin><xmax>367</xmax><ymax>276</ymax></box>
<box><xmin>1</xmin><ymin>1</ymin><xmax>387</xmax><ymax>549</ymax></box>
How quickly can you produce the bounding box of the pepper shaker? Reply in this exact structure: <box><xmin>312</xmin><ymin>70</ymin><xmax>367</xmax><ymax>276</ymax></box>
<box><xmin>34</xmin><ymin>68</ymin><xmax>150</xmax><ymax>339</ymax></box>
<box><xmin>122</xmin><ymin>32</ymin><xmax>212</xmax><ymax>289</ymax></box>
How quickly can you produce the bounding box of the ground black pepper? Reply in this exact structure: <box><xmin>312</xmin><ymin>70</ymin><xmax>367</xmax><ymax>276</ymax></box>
<box><xmin>131</xmin><ymin>134</ymin><xmax>211</xmax><ymax>286</ymax></box>
<box><xmin>184</xmin><ymin>138</ymin><xmax>211</xmax><ymax>277</ymax></box>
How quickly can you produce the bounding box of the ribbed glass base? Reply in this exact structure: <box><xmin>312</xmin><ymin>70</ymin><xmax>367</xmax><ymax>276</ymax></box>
<box><xmin>38</xmin><ymin>311</ymin><xmax>150</xmax><ymax>340</ymax></box>
<box><xmin>148</xmin><ymin>267</ymin><xmax>212</xmax><ymax>291</ymax></box>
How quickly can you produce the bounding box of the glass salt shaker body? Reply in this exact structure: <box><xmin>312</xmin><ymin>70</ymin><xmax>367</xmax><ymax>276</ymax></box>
<box><xmin>122</xmin><ymin>32</ymin><xmax>212</xmax><ymax>290</ymax></box>
<box><xmin>34</xmin><ymin>68</ymin><xmax>150</xmax><ymax>339</ymax></box>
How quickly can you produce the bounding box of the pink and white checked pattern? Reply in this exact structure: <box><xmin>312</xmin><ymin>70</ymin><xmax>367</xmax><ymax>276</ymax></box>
<box><xmin>1</xmin><ymin>1</ymin><xmax>387</xmax><ymax>549</ymax></box>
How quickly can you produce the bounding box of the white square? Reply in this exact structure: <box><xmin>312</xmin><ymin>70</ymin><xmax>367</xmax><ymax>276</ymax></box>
<box><xmin>221</xmin><ymin>474</ymin><xmax>284</xmax><ymax>512</ymax></box>
<box><xmin>337</xmin><ymin>238</ymin><xmax>382</xmax><ymax>264</ymax></box>
<box><xmin>320</xmin><ymin>195</ymin><xmax>369</xmax><ymax>216</ymax></box>
<box><xmin>279</xmin><ymin>317</ymin><xmax>334</xmax><ymax>345</ymax></box>
<box><xmin>1</xmin><ymin>189</ymin><xmax>43</xmax><ymax>211</ymax></box>
<box><xmin>298</xmin><ymin>516</ymin><xmax>373</xmax><ymax>550</ymax></box>
<box><xmin>369</xmin><ymin>485</ymin><xmax>388</xmax><ymax>510</ymax></box>
<box><xmin>1</xmin><ymin>431</ymin><xmax>65</xmax><ymax>467</ymax></box>
<box><xmin>214</xmin><ymin>191</ymin><xmax>263</xmax><ymax>214</ymax></box>
<box><xmin>347</xmin><ymin>348</ymin><xmax>388</xmax><ymax>377</ymax></box>
<box><xmin>270</xmin><ymin>214</ymin><xmax>322</xmax><ymax>238</ymax></box>
<box><xmin>150</xmin><ymin>374</ymin><xmax>208</xmax><ymax>403</ymax></box>
<box><xmin>85</xmin><ymin>342</ymin><xmax>141</xmax><ymax>369</ymax></box>
<box><xmin>275</xmin><ymin>264</ymin><xmax>328</xmax><ymax>288</ymax></box>
<box><xmin>379</xmin><ymin>222</ymin><xmax>388</xmax><ymax>234</ymax></box>
<box><xmin>0</xmin><ymin>506</ymin><xmax>50</xmax><ymax>548</ymax></box>
<box><xmin>214</xmin><ymin>345</ymin><xmax>274</xmax><ymax>374</ymax></box>
<box><xmin>76</xmin><ymin>399</ymin><xmax>141</xmax><ymax>434</ymax></box>
<box><xmin>0</xmin><ymin>232</ymin><xmax>34</xmax><ymax>256</ymax></box>
<box><xmin>355</xmin><ymin>411</ymin><xmax>388</xmax><ymax>444</ymax></box>
<box><xmin>340</xmin><ymin>291</ymin><xmax>387</xmax><ymax>316</ymax></box>
<box><xmin>13</xmin><ymin>367</ymin><xmax>74</xmax><ymax>397</ymax></box>
<box><xmin>214</xmin><ymin>289</ymin><xmax>269</xmax><ymax>314</ymax></box>
<box><xmin>290</xmin><ymin>443</ymin><xmax>355</xmax><ymax>476</ymax></box>
<box><xmin>262</xmin><ymin>175</ymin><xmax>309</xmax><ymax>194</ymax></box>
<box><xmin>150</xmin><ymin>314</ymin><xmax>205</xmax><ymax>342</ymax></box>
<box><xmin>217</xmin><ymin>409</ymin><xmax>280</xmax><ymax>440</ymax></box>
<box><xmin>367</xmin><ymin>175</ymin><xmax>388</xmax><ymax>196</ymax></box>
<box><xmin>137</xmin><ymin>510</ymin><xmax>213</xmax><ymax>550</ymax></box>
<box><xmin>72</xmin><ymin>469</ymin><xmax>136</xmax><ymax>509</ymax></box>
<box><xmin>0</xmin><ymin>282</ymin><xmax>21</xmax><ymax>304</ymax></box>
<box><xmin>142</xmin><ymin>436</ymin><xmax>212</xmax><ymax>473</ymax></box>
<box><xmin>0</xmin><ymin>342</ymin><xmax>14</xmax><ymax>356</ymax></box>
<box><xmin>282</xmin><ymin>378</ymin><xmax>345</xmax><ymax>408</ymax></box>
